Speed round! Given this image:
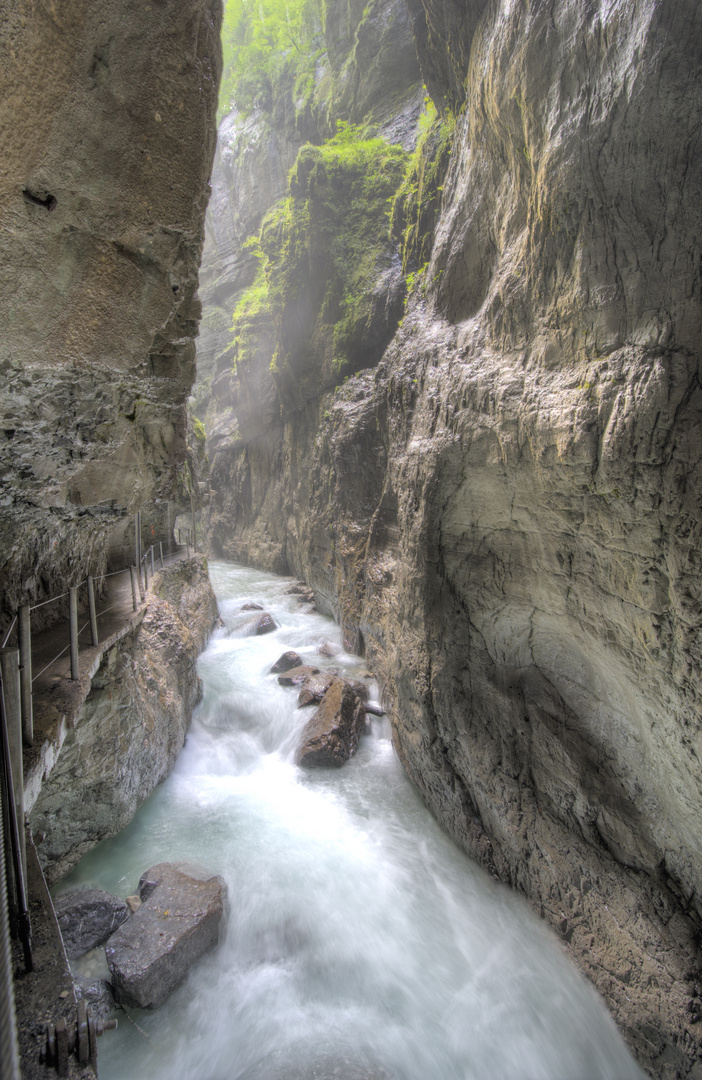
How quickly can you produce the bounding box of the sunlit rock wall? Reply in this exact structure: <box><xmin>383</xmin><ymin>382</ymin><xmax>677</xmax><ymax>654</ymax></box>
<box><xmin>197</xmin><ymin>0</ymin><xmax>702</xmax><ymax>1074</ymax></box>
<box><xmin>0</xmin><ymin>0</ymin><xmax>221</xmax><ymax>628</ymax></box>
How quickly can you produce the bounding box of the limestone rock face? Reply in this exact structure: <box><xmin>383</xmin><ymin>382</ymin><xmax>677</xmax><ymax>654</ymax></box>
<box><xmin>296</xmin><ymin>679</ymin><xmax>366</xmax><ymax>768</ymax></box>
<box><xmin>30</xmin><ymin>557</ymin><xmax>218</xmax><ymax>884</ymax></box>
<box><xmin>106</xmin><ymin>862</ymin><xmax>226</xmax><ymax>1010</ymax></box>
<box><xmin>196</xmin><ymin>0</ymin><xmax>702</xmax><ymax>1072</ymax></box>
<box><xmin>153</xmin><ymin>555</ymin><xmax>219</xmax><ymax>652</ymax></box>
<box><xmin>0</xmin><ymin>0</ymin><xmax>221</xmax><ymax>630</ymax></box>
<box><xmin>53</xmin><ymin>889</ymin><xmax>129</xmax><ymax>959</ymax></box>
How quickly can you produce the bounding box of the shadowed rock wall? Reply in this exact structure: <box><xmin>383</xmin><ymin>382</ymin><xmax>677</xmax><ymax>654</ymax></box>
<box><xmin>198</xmin><ymin>0</ymin><xmax>702</xmax><ymax>1074</ymax></box>
<box><xmin>29</xmin><ymin>556</ymin><xmax>218</xmax><ymax>884</ymax></box>
<box><xmin>0</xmin><ymin>0</ymin><xmax>222</xmax><ymax>628</ymax></box>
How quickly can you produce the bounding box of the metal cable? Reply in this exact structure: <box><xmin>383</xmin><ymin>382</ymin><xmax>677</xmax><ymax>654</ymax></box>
<box><xmin>94</xmin><ymin>600</ymin><xmax>128</xmax><ymax>619</ymax></box>
<box><xmin>1</xmin><ymin>618</ymin><xmax>17</xmax><ymax>649</ymax></box>
<box><xmin>32</xmin><ymin>643</ymin><xmax>69</xmax><ymax>684</ymax></box>
<box><xmin>29</xmin><ymin>592</ymin><xmax>67</xmax><ymax>612</ymax></box>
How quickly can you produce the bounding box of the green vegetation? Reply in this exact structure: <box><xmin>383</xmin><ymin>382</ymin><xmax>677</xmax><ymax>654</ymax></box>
<box><xmin>228</xmin><ymin>124</ymin><xmax>408</xmax><ymax>397</ymax></box>
<box><xmin>219</xmin><ymin>0</ymin><xmax>323</xmax><ymax>118</ymax></box>
<box><xmin>261</xmin><ymin>125</ymin><xmax>408</xmax><ymax>379</ymax></box>
<box><xmin>391</xmin><ymin>99</ymin><xmax>456</xmax><ymax>273</ymax></box>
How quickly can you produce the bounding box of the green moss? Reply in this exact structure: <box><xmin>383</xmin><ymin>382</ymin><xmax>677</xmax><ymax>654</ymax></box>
<box><xmin>192</xmin><ymin>416</ymin><xmax>207</xmax><ymax>443</ymax></box>
<box><xmin>258</xmin><ymin>125</ymin><xmax>407</xmax><ymax>382</ymax></box>
<box><xmin>391</xmin><ymin>99</ymin><xmax>456</xmax><ymax>274</ymax></box>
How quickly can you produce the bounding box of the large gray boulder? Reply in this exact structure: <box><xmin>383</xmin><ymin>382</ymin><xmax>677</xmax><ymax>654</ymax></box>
<box><xmin>277</xmin><ymin>665</ymin><xmax>320</xmax><ymax>686</ymax></box>
<box><xmin>105</xmin><ymin>863</ymin><xmax>227</xmax><ymax>1009</ymax></box>
<box><xmin>270</xmin><ymin>650</ymin><xmax>303</xmax><ymax>674</ymax></box>
<box><xmin>54</xmin><ymin>889</ymin><xmax>129</xmax><ymax>959</ymax></box>
<box><xmin>296</xmin><ymin>679</ymin><xmax>366</xmax><ymax>768</ymax></box>
<box><xmin>297</xmin><ymin>672</ymin><xmax>336</xmax><ymax>707</ymax></box>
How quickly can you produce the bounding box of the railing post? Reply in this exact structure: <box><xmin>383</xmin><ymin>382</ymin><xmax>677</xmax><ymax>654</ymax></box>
<box><xmin>87</xmin><ymin>577</ymin><xmax>99</xmax><ymax>647</ymax></box>
<box><xmin>129</xmin><ymin>567</ymin><xmax>138</xmax><ymax>612</ymax></box>
<box><xmin>0</xmin><ymin>647</ymin><xmax>32</xmax><ymax>975</ymax></box>
<box><xmin>143</xmin><ymin>555</ymin><xmax>149</xmax><ymax>592</ymax></box>
<box><xmin>18</xmin><ymin>605</ymin><xmax>32</xmax><ymax>747</ymax></box>
<box><xmin>159</xmin><ymin>541</ymin><xmax>164</xmax><ymax>567</ymax></box>
<box><xmin>0</xmin><ymin>776</ymin><xmax>21</xmax><ymax>1077</ymax></box>
<box><xmin>0</xmin><ymin>649</ymin><xmax>26</xmax><ymax>892</ymax></box>
<box><xmin>69</xmin><ymin>587</ymin><xmax>79</xmax><ymax>680</ymax></box>
<box><xmin>135</xmin><ymin>511</ymin><xmax>142</xmax><ymax>570</ymax></box>
<box><xmin>150</xmin><ymin>546</ymin><xmax>155</xmax><ymax>577</ymax></box>
<box><xmin>190</xmin><ymin>492</ymin><xmax>197</xmax><ymax>554</ymax></box>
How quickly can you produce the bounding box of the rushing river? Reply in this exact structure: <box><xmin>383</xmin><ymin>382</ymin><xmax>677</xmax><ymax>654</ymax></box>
<box><xmin>58</xmin><ymin>562</ymin><xmax>645</xmax><ymax>1080</ymax></box>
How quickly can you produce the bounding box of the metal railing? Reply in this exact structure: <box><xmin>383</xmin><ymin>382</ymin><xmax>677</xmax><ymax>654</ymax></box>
<box><xmin>0</xmin><ymin>521</ymin><xmax>198</xmax><ymax>1075</ymax></box>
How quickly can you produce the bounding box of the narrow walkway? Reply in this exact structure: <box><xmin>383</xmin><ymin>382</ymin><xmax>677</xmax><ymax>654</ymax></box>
<box><xmin>23</xmin><ymin>550</ymin><xmax>188</xmax><ymax>811</ymax></box>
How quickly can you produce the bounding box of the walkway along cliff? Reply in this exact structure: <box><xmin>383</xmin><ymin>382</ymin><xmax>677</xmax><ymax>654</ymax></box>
<box><xmin>0</xmin><ymin>3</ymin><xmax>222</xmax><ymax>1075</ymax></box>
<box><xmin>196</xmin><ymin>2</ymin><xmax>702</xmax><ymax>1076</ymax></box>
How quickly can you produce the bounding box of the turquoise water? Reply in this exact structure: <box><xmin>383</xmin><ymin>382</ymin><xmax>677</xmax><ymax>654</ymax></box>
<box><xmin>59</xmin><ymin>562</ymin><xmax>645</xmax><ymax>1080</ymax></box>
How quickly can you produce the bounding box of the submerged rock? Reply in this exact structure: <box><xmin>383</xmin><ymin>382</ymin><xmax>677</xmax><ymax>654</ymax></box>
<box><xmin>296</xmin><ymin>679</ymin><xmax>366</xmax><ymax>768</ymax></box>
<box><xmin>73</xmin><ymin>977</ymin><xmax>115</xmax><ymax>1023</ymax></box>
<box><xmin>241</xmin><ymin>602</ymin><xmax>264</xmax><ymax>611</ymax></box>
<box><xmin>240</xmin><ymin>612</ymin><xmax>276</xmax><ymax>636</ymax></box>
<box><xmin>317</xmin><ymin>643</ymin><xmax>340</xmax><ymax>658</ymax></box>
<box><xmin>270</xmin><ymin>650</ymin><xmax>303</xmax><ymax>674</ymax></box>
<box><xmin>54</xmin><ymin>889</ymin><xmax>129</xmax><ymax>959</ymax></box>
<box><xmin>277</xmin><ymin>665</ymin><xmax>320</xmax><ymax>686</ymax></box>
<box><xmin>106</xmin><ymin>862</ymin><xmax>227</xmax><ymax>1010</ymax></box>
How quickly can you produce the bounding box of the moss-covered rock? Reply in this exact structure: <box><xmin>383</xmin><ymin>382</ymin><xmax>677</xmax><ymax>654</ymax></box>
<box><xmin>233</xmin><ymin>129</ymin><xmax>408</xmax><ymax>414</ymax></box>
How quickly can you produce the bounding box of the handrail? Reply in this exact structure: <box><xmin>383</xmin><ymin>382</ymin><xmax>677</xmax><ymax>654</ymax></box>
<box><xmin>0</xmin><ymin>526</ymin><xmax>193</xmax><ymax>1077</ymax></box>
<box><xmin>3</xmin><ymin>536</ymin><xmax>190</xmax><ymax>699</ymax></box>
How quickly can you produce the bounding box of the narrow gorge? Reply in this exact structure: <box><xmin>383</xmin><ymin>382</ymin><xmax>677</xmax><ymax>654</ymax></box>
<box><xmin>1</xmin><ymin>1</ymin><xmax>701</xmax><ymax>1079</ymax></box>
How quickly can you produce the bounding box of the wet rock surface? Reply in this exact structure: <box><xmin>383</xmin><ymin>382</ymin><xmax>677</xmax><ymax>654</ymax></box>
<box><xmin>106</xmin><ymin>862</ymin><xmax>226</xmax><ymax>1010</ymax></box>
<box><xmin>241</xmin><ymin>612</ymin><xmax>276</xmax><ymax>636</ymax></box>
<box><xmin>296</xmin><ymin>679</ymin><xmax>367</xmax><ymax>768</ymax></box>
<box><xmin>54</xmin><ymin>889</ymin><xmax>129</xmax><ymax>959</ymax></box>
<box><xmin>73</xmin><ymin>976</ymin><xmax>115</xmax><ymax>1023</ymax></box>
<box><xmin>277</xmin><ymin>665</ymin><xmax>320</xmax><ymax>687</ymax></box>
<box><xmin>270</xmin><ymin>651</ymin><xmax>303</xmax><ymax>674</ymax></box>
<box><xmin>297</xmin><ymin>673</ymin><xmax>337</xmax><ymax>708</ymax></box>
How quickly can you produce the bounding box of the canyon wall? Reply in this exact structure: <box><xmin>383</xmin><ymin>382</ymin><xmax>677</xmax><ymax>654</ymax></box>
<box><xmin>199</xmin><ymin>0</ymin><xmax>702</xmax><ymax>1075</ymax></box>
<box><xmin>0</xmin><ymin>0</ymin><xmax>222</xmax><ymax>627</ymax></box>
<box><xmin>29</xmin><ymin>557</ymin><xmax>218</xmax><ymax>885</ymax></box>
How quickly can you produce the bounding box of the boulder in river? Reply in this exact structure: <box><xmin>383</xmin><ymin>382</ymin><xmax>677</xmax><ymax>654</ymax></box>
<box><xmin>317</xmin><ymin>642</ymin><xmax>340</xmax><ymax>657</ymax></box>
<box><xmin>241</xmin><ymin>602</ymin><xmax>264</xmax><ymax>611</ymax></box>
<box><xmin>277</xmin><ymin>664</ymin><xmax>320</xmax><ymax>686</ymax></box>
<box><xmin>297</xmin><ymin>672</ymin><xmax>336</xmax><ymax>707</ymax></box>
<box><xmin>345</xmin><ymin>679</ymin><xmax>370</xmax><ymax>703</ymax></box>
<box><xmin>240</xmin><ymin>612</ymin><xmax>276</xmax><ymax>636</ymax></box>
<box><xmin>106</xmin><ymin>862</ymin><xmax>227</xmax><ymax>1009</ymax></box>
<box><xmin>53</xmin><ymin>888</ymin><xmax>130</xmax><ymax>959</ymax></box>
<box><xmin>296</xmin><ymin>678</ymin><xmax>366</xmax><ymax>768</ymax></box>
<box><xmin>270</xmin><ymin>650</ymin><xmax>303</xmax><ymax>674</ymax></box>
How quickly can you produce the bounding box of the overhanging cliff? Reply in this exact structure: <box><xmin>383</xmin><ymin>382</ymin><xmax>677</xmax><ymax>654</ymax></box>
<box><xmin>0</xmin><ymin>0</ymin><xmax>222</xmax><ymax>626</ymax></box>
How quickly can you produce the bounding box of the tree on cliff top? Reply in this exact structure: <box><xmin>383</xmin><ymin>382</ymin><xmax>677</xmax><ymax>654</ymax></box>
<box><xmin>219</xmin><ymin>0</ymin><xmax>323</xmax><ymax>118</ymax></box>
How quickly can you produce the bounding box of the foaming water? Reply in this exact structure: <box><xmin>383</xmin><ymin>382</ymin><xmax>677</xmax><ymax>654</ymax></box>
<box><xmin>59</xmin><ymin>562</ymin><xmax>645</xmax><ymax>1080</ymax></box>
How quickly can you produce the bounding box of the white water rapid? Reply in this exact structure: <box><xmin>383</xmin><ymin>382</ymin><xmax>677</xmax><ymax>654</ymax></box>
<box><xmin>59</xmin><ymin>562</ymin><xmax>646</xmax><ymax>1080</ymax></box>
